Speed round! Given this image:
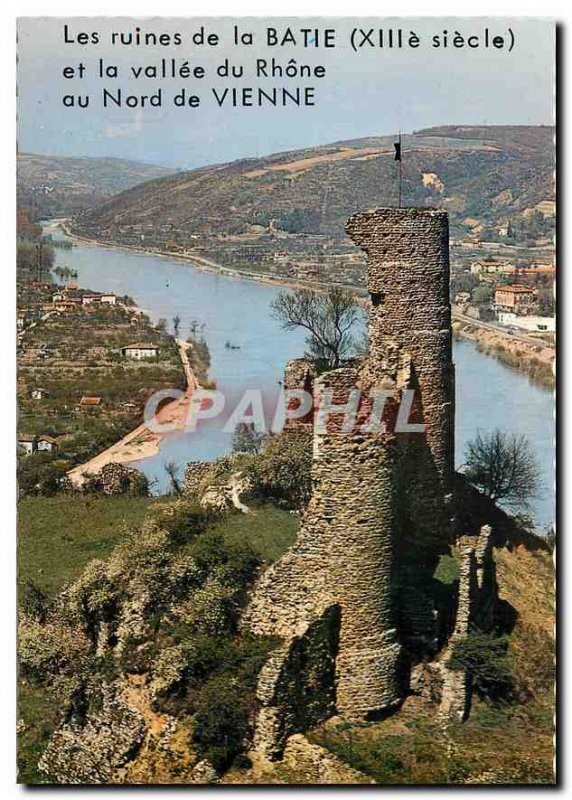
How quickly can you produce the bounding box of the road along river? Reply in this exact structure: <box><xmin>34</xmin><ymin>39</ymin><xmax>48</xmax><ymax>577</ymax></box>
<box><xmin>45</xmin><ymin>223</ymin><xmax>555</xmax><ymax>529</ymax></box>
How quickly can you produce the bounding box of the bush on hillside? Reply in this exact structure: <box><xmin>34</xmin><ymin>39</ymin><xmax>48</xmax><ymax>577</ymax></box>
<box><xmin>247</xmin><ymin>429</ymin><xmax>312</xmax><ymax>509</ymax></box>
<box><xmin>191</xmin><ymin>674</ymin><xmax>253</xmax><ymax>773</ymax></box>
<box><xmin>448</xmin><ymin>631</ymin><xmax>515</xmax><ymax>702</ymax></box>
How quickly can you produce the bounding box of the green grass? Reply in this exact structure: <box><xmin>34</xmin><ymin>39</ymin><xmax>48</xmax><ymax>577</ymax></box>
<box><xmin>207</xmin><ymin>504</ymin><xmax>299</xmax><ymax>563</ymax></box>
<box><xmin>17</xmin><ymin>498</ymin><xmax>297</xmax><ymax>784</ymax></box>
<box><xmin>17</xmin><ymin>683</ymin><xmax>60</xmax><ymax>784</ymax></box>
<box><xmin>17</xmin><ymin>494</ymin><xmax>160</xmax><ymax>783</ymax></box>
<box><xmin>18</xmin><ymin>495</ymin><xmax>155</xmax><ymax>596</ymax></box>
<box><xmin>434</xmin><ymin>552</ymin><xmax>460</xmax><ymax>585</ymax></box>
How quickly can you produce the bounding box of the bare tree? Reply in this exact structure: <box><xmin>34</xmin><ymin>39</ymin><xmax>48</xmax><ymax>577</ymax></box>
<box><xmin>172</xmin><ymin>314</ymin><xmax>181</xmax><ymax>338</ymax></box>
<box><xmin>270</xmin><ymin>287</ymin><xmax>363</xmax><ymax>369</ymax></box>
<box><xmin>462</xmin><ymin>429</ymin><xmax>540</xmax><ymax>509</ymax></box>
<box><xmin>164</xmin><ymin>460</ymin><xmax>183</xmax><ymax>496</ymax></box>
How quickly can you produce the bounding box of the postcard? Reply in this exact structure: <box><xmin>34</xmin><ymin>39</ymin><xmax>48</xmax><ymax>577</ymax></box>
<box><xmin>16</xmin><ymin>17</ymin><xmax>555</xmax><ymax>785</ymax></box>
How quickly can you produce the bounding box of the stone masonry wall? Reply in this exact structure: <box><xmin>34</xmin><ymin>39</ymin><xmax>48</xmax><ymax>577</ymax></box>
<box><xmin>346</xmin><ymin>207</ymin><xmax>453</xmax><ymax>492</ymax></box>
<box><xmin>440</xmin><ymin>525</ymin><xmax>497</xmax><ymax>720</ymax></box>
<box><xmin>282</xmin><ymin>358</ymin><xmax>318</xmax><ymax>432</ymax></box>
<box><xmin>243</xmin><ymin>208</ymin><xmax>455</xmax><ymax>756</ymax></box>
<box><xmin>348</xmin><ymin>208</ymin><xmax>453</xmax><ymax>566</ymax></box>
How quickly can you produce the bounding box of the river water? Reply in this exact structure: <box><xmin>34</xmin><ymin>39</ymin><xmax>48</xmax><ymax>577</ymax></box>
<box><xmin>45</xmin><ymin>223</ymin><xmax>555</xmax><ymax>529</ymax></box>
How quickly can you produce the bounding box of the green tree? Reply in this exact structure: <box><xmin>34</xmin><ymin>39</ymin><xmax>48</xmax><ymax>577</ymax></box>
<box><xmin>192</xmin><ymin>675</ymin><xmax>252</xmax><ymax>773</ymax></box>
<box><xmin>471</xmin><ymin>283</ymin><xmax>494</xmax><ymax>304</ymax></box>
<box><xmin>232</xmin><ymin>423</ymin><xmax>267</xmax><ymax>455</ymax></box>
<box><xmin>172</xmin><ymin>315</ymin><xmax>181</xmax><ymax>337</ymax></box>
<box><xmin>248</xmin><ymin>429</ymin><xmax>312</xmax><ymax>509</ymax></box>
<box><xmin>448</xmin><ymin>631</ymin><xmax>514</xmax><ymax>702</ymax></box>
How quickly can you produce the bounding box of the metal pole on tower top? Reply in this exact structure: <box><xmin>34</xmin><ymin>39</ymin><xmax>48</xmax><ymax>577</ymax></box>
<box><xmin>398</xmin><ymin>132</ymin><xmax>403</xmax><ymax>208</ymax></box>
<box><xmin>394</xmin><ymin>132</ymin><xmax>403</xmax><ymax>208</ymax></box>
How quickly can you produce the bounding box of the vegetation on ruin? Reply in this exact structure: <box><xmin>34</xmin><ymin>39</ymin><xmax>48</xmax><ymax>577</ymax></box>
<box><xmin>271</xmin><ymin>287</ymin><xmax>365</xmax><ymax>369</ymax></box>
<box><xmin>17</xmin><ymin>443</ymin><xmax>555</xmax><ymax>785</ymax></box>
<box><xmin>448</xmin><ymin>631</ymin><xmax>515</xmax><ymax>702</ymax></box>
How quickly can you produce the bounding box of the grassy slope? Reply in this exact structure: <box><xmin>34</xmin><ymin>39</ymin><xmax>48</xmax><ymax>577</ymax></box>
<box><xmin>208</xmin><ymin>504</ymin><xmax>299</xmax><ymax>563</ymax></box>
<box><xmin>19</xmin><ymin>496</ymin><xmax>554</xmax><ymax>785</ymax></box>
<box><xmin>18</xmin><ymin>494</ymin><xmax>155</xmax><ymax>783</ymax></box>
<box><xmin>18</xmin><ymin>495</ymin><xmax>155</xmax><ymax>597</ymax></box>
<box><xmin>17</xmin><ymin>496</ymin><xmax>299</xmax><ymax>784</ymax></box>
<box><xmin>72</xmin><ymin>126</ymin><xmax>555</xmax><ymax>242</ymax></box>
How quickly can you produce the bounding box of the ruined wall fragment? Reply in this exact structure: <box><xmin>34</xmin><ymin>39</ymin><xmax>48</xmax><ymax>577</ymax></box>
<box><xmin>244</xmin><ymin>208</ymin><xmax>455</xmax><ymax>755</ymax></box>
<box><xmin>439</xmin><ymin>525</ymin><xmax>498</xmax><ymax>720</ymax></box>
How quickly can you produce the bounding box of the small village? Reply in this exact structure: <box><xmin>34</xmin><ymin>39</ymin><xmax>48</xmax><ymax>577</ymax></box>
<box><xmin>17</xmin><ymin>274</ymin><xmax>186</xmax><ymax>491</ymax></box>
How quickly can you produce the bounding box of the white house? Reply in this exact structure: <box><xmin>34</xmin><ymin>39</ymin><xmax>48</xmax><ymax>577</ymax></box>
<box><xmin>18</xmin><ymin>434</ymin><xmax>36</xmax><ymax>455</ymax></box>
<box><xmin>36</xmin><ymin>435</ymin><xmax>59</xmax><ymax>452</ymax></box>
<box><xmin>31</xmin><ymin>388</ymin><xmax>51</xmax><ymax>400</ymax></box>
<box><xmin>497</xmin><ymin>312</ymin><xmax>555</xmax><ymax>332</ymax></box>
<box><xmin>121</xmin><ymin>342</ymin><xmax>160</xmax><ymax>360</ymax></box>
<box><xmin>17</xmin><ymin>312</ymin><xmax>30</xmax><ymax>330</ymax></box>
<box><xmin>82</xmin><ymin>294</ymin><xmax>102</xmax><ymax>306</ymax></box>
<box><xmin>100</xmin><ymin>294</ymin><xmax>117</xmax><ymax>305</ymax></box>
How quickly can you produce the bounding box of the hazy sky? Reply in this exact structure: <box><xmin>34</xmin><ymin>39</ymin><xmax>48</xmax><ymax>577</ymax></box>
<box><xmin>17</xmin><ymin>17</ymin><xmax>555</xmax><ymax>169</ymax></box>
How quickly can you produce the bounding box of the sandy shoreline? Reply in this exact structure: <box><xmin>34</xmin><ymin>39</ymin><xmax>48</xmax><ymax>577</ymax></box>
<box><xmin>67</xmin><ymin>339</ymin><xmax>199</xmax><ymax>485</ymax></box>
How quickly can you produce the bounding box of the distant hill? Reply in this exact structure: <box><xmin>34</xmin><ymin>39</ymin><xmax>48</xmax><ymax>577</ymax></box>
<box><xmin>69</xmin><ymin>126</ymin><xmax>555</xmax><ymax>288</ymax></box>
<box><xmin>17</xmin><ymin>153</ymin><xmax>176</xmax><ymax>219</ymax></box>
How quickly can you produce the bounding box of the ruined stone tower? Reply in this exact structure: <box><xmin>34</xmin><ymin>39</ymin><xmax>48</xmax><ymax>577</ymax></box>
<box><xmin>243</xmin><ymin>208</ymin><xmax>455</xmax><ymax>757</ymax></box>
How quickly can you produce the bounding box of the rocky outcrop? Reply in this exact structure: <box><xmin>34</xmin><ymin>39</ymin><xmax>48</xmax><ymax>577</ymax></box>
<box><xmin>83</xmin><ymin>462</ymin><xmax>148</xmax><ymax>496</ymax></box>
<box><xmin>200</xmin><ymin>471</ymin><xmax>253</xmax><ymax>514</ymax></box>
<box><xmin>184</xmin><ymin>461</ymin><xmax>212</xmax><ymax>496</ymax></box>
<box><xmin>39</xmin><ymin>680</ymin><xmax>146</xmax><ymax>784</ymax></box>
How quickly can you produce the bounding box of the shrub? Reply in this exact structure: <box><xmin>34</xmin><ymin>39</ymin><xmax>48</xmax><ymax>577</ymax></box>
<box><xmin>21</xmin><ymin>581</ymin><xmax>50</xmax><ymax>623</ymax></box>
<box><xmin>17</xmin><ymin>455</ymin><xmax>66</xmax><ymax>498</ymax></box>
<box><xmin>148</xmin><ymin>496</ymin><xmax>217</xmax><ymax>545</ymax></box>
<box><xmin>448</xmin><ymin>631</ymin><xmax>515</xmax><ymax>701</ymax></box>
<box><xmin>248</xmin><ymin>430</ymin><xmax>312</xmax><ymax>509</ymax></box>
<box><xmin>18</xmin><ymin>614</ymin><xmax>91</xmax><ymax>685</ymax></box>
<box><xmin>190</xmin><ymin>531</ymin><xmax>260</xmax><ymax>585</ymax></box>
<box><xmin>192</xmin><ymin>675</ymin><xmax>252</xmax><ymax>773</ymax></box>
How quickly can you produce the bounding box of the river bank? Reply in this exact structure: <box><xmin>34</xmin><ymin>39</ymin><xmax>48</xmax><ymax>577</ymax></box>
<box><xmin>61</xmin><ymin>221</ymin><xmax>347</xmax><ymax>296</ymax></box>
<box><xmin>66</xmin><ymin>339</ymin><xmax>200</xmax><ymax>486</ymax></box>
<box><xmin>62</xmin><ymin>222</ymin><xmax>554</xmax><ymax>388</ymax></box>
<box><xmin>452</xmin><ymin>319</ymin><xmax>555</xmax><ymax>389</ymax></box>
<box><xmin>46</xmin><ymin>222</ymin><xmax>554</xmax><ymax>526</ymax></box>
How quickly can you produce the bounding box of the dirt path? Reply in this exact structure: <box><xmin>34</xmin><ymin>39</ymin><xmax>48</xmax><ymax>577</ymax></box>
<box><xmin>67</xmin><ymin>340</ymin><xmax>199</xmax><ymax>486</ymax></box>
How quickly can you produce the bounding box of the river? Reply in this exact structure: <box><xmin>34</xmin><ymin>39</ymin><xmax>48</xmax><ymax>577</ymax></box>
<box><xmin>45</xmin><ymin>223</ymin><xmax>555</xmax><ymax>529</ymax></box>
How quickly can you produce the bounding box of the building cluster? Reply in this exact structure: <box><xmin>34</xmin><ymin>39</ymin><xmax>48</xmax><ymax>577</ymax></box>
<box><xmin>18</xmin><ymin>433</ymin><xmax>59</xmax><ymax>454</ymax></box>
<box><xmin>51</xmin><ymin>288</ymin><xmax>117</xmax><ymax>311</ymax></box>
<box><xmin>17</xmin><ymin>281</ymin><xmax>119</xmax><ymax>333</ymax></box>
